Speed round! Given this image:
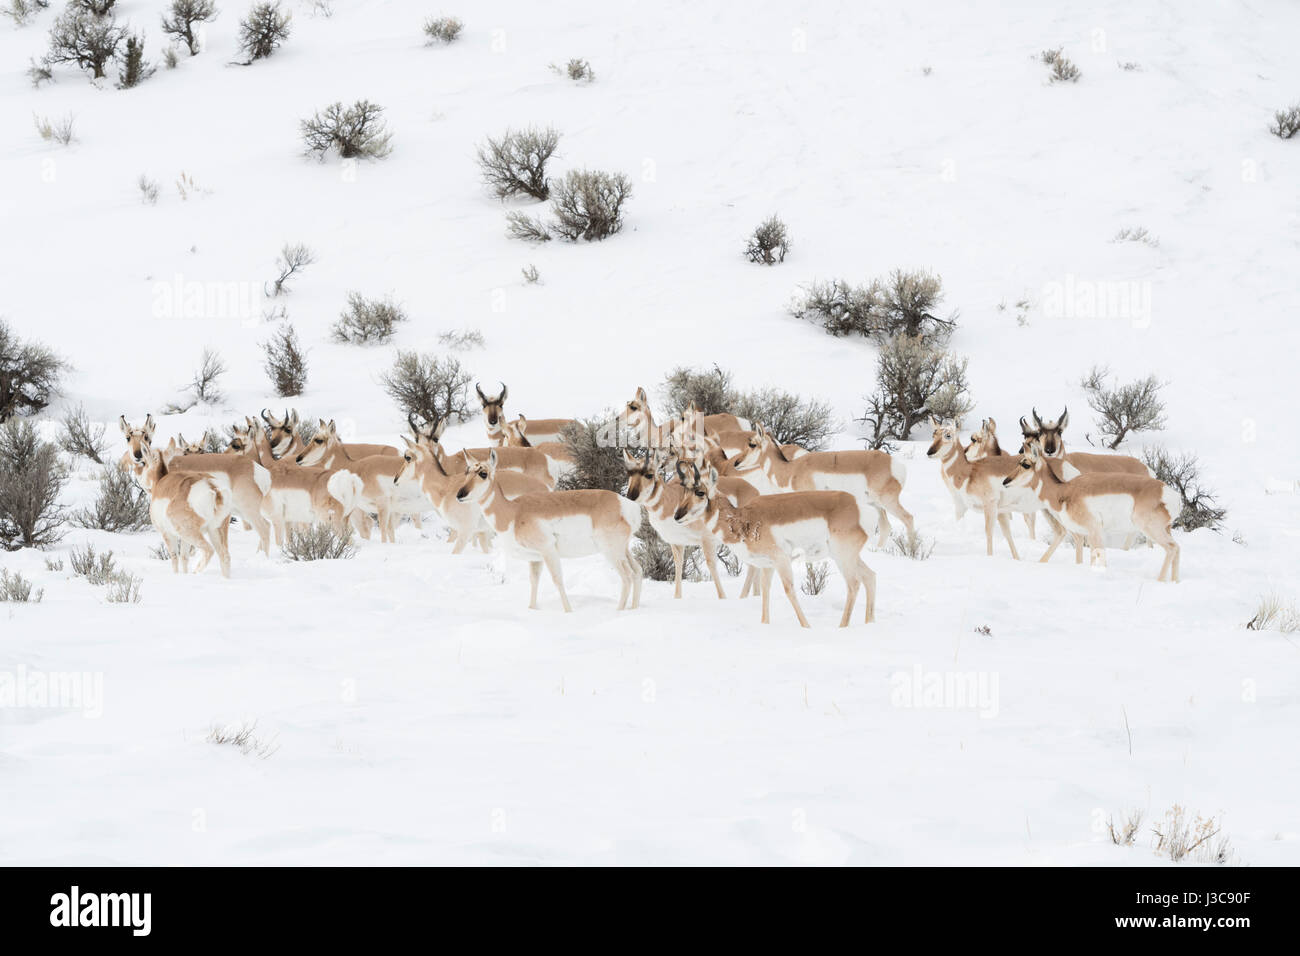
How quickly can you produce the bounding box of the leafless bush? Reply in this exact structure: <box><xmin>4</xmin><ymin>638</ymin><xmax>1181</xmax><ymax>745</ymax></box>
<box><xmin>105</xmin><ymin>569</ymin><xmax>142</xmax><ymax>603</ymax></box>
<box><xmin>301</xmin><ymin>100</ymin><xmax>392</xmax><ymax>160</ymax></box>
<box><xmin>633</xmin><ymin>518</ymin><xmax>703</xmax><ymax>583</ymax></box>
<box><xmin>331</xmin><ymin>292</ymin><xmax>406</xmax><ymax>344</ymax></box>
<box><xmin>1152</xmin><ymin>805</ymin><xmax>1234</xmax><ymax>864</ymax></box>
<box><xmin>661</xmin><ymin>365</ymin><xmax>734</xmax><ymax>417</ymax></box>
<box><xmin>422</xmin><ymin>15</ymin><xmax>461</xmax><ymax>44</ymax></box>
<box><xmin>0</xmin><ymin>569</ymin><xmax>43</xmax><ymax>603</ymax></box>
<box><xmin>57</xmin><ymin>404</ymin><xmax>107</xmax><ymax>462</ymax></box>
<box><xmin>266</xmin><ymin>242</ymin><xmax>316</xmax><ymax>296</ymax></box>
<box><xmin>553</xmin><ymin>57</ymin><xmax>593</xmax><ymax>82</ymax></box>
<box><xmin>800</xmin><ymin>561</ymin><xmax>829</xmax><ymax>595</ymax></box>
<box><xmin>283</xmin><ymin>524</ymin><xmax>356</xmax><ymax>561</ymax></box>
<box><xmin>556</xmin><ymin>415</ymin><xmax>625</xmax><ymax>492</ymax></box>
<box><xmin>3</xmin><ymin>0</ymin><xmax>37</xmax><ymax>26</ymax></box>
<box><xmin>1112</xmin><ymin>226</ymin><xmax>1159</xmax><ymax>247</ymax></box>
<box><xmin>715</xmin><ymin>544</ymin><xmax>741</xmax><ymax>577</ymax></box>
<box><xmin>859</xmin><ymin>335</ymin><xmax>973</xmax><ymax>449</ymax></box>
<box><xmin>505</xmin><ymin>211</ymin><xmax>552</xmax><ymax>242</ymax></box>
<box><xmin>74</xmin><ymin>0</ymin><xmax>115</xmax><ymax>13</ymax></box>
<box><xmin>745</xmin><ymin>215</ymin><xmax>789</xmax><ymax>265</ymax></box>
<box><xmin>72</xmin><ymin>465</ymin><xmax>151</xmax><ymax>531</ymax></box>
<box><xmin>1246</xmin><ymin>593</ymin><xmax>1300</xmax><ymax>633</ymax></box>
<box><xmin>44</xmin><ymin>557</ymin><xmax>63</xmax><ymax>571</ymax></box>
<box><xmin>1041</xmin><ymin>47</ymin><xmax>1080</xmax><ymax>83</ymax></box>
<box><xmin>0</xmin><ymin>320</ymin><xmax>64</xmax><ymax>423</ymax></box>
<box><xmin>138</xmin><ymin>174</ymin><xmax>159</xmax><ymax>204</ymax></box>
<box><xmin>188</xmin><ymin>348</ymin><xmax>227</xmax><ymax>405</ymax></box>
<box><xmin>792</xmin><ymin>270</ymin><xmax>954</xmax><ymax>343</ymax></box>
<box><xmin>161</xmin><ymin>0</ymin><xmax>216</xmax><ymax>56</ymax></box>
<box><xmin>549</xmin><ymin>170</ymin><xmax>631</xmax><ymax>241</ymax></box>
<box><xmin>262</xmin><ymin>322</ymin><xmax>307</xmax><ymax>397</ymax></box>
<box><xmin>1107</xmin><ymin>809</ymin><xmax>1143</xmax><ymax>846</ymax></box>
<box><xmin>163</xmin><ymin>46</ymin><xmax>178</xmax><ymax>68</ymax></box>
<box><xmin>477</xmin><ymin>126</ymin><xmax>560</xmax><ymax>201</ymax></box>
<box><xmin>33</xmin><ymin>112</ymin><xmax>76</xmax><ymax>145</ymax></box>
<box><xmin>116</xmin><ymin>31</ymin><xmax>155</xmax><ymax>88</ymax></box>
<box><xmin>207</xmin><ymin>720</ymin><xmax>279</xmax><ymax>757</ymax></box>
<box><xmin>731</xmin><ymin>388</ymin><xmax>835</xmax><ymax>449</ymax></box>
<box><xmin>0</xmin><ymin>420</ymin><xmax>66</xmax><ymax>551</ymax></box>
<box><xmin>237</xmin><ymin>1</ymin><xmax>290</xmax><ymax>62</ymax></box>
<box><xmin>521</xmin><ymin>264</ymin><xmax>540</xmax><ymax>284</ymax></box>
<box><xmin>436</xmin><ymin>328</ymin><xmax>484</xmax><ymax>351</ymax></box>
<box><xmin>1141</xmin><ymin>446</ymin><xmax>1225</xmax><ymax>531</ymax></box>
<box><xmin>1268</xmin><ymin>103</ymin><xmax>1300</xmax><ymax>139</ymax></box>
<box><xmin>47</xmin><ymin>5</ymin><xmax>126</xmax><ymax>79</ymax></box>
<box><xmin>28</xmin><ymin>59</ymin><xmax>55</xmax><ymax>87</ymax></box>
<box><xmin>70</xmin><ymin>542</ymin><xmax>117</xmax><ymax>583</ymax></box>
<box><xmin>380</xmin><ymin>351</ymin><xmax>473</xmax><ymax>424</ymax></box>
<box><xmin>887</xmin><ymin>529</ymin><xmax>935</xmax><ymax>560</ymax></box>
<box><xmin>1081</xmin><ymin>366</ymin><xmax>1166</xmax><ymax>449</ymax></box>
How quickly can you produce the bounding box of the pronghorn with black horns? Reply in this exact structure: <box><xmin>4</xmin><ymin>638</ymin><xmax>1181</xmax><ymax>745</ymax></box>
<box><xmin>410</xmin><ymin>413</ymin><xmax>557</xmax><ymax>489</ymax></box>
<box><xmin>729</xmin><ymin>426</ymin><xmax>911</xmax><ymax>549</ymax></box>
<box><xmin>260</xmin><ymin>408</ymin><xmax>305</xmax><ymax>459</ymax></box>
<box><xmin>673</xmin><ymin>461</ymin><xmax>877</xmax><ymax>627</ymax></box>
<box><xmin>138</xmin><ymin>445</ymin><xmax>234</xmax><ymax>577</ymax></box>
<box><xmin>455</xmin><ymin>448</ymin><xmax>643</xmax><ymax>612</ymax></box>
<box><xmin>1016</xmin><ymin>407</ymin><xmax>1154</xmax><ymax>477</ymax></box>
<box><xmin>1003</xmin><ymin>437</ymin><xmax>1181</xmax><ymax>580</ymax></box>
<box><xmin>477</xmin><ymin>382</ymin><xmax>575</xmax><ymax>447</ymax></box>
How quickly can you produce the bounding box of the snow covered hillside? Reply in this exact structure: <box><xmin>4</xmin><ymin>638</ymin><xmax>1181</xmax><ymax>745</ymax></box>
<box><xmin>1</xmin><ymin>0</ymin><xmax>1298</xmax><ymax>865</ymax></box>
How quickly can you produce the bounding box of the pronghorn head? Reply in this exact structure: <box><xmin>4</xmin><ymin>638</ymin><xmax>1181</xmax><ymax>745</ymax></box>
<box><xmin>393</xmin><ymin>435</ymin><xmax>428</xmax><ymax>485</ymax></box>
<box><xmin>1003</xmin><ymin>437</ymin><xmax>1044</xmax><ymax>487</ymax></box>
<box><xmin>926</xmin><ymin>417</ymin><xmax>960</xmax><ymax>458</ymax></box>
<box><xmin>477</xmin><ymin>382</ymin><xmax>508</xmax><ymax>429</ymax></box>
<box><xmin>729</xmin><ymin>426</ymin><xmax>766</xmax><ymax>472</ymax></box>
<box><xmin>138</xmin><ymin>444</ymin><xmax>169</xmax><ymax>491</ymax></box>
<box><xmin>176</xmin><ymin>432</ymin><xmax>206</xmax><ymax>456</ymax></box>
<box><xmin>226</xmin><ymin>418</ymin><xmax>259</xmax><ymax>457</ymax></box>
<box><xmin>965</xmin><ymin>418</ymin><xmax>1000</xmax><ymax>462</ymax></box>
<box><xmin>673</xmin><ymin>461</ymin><xmax>717</xmax><ymax>522</ymax></box>
<box><xmin>455</xmin><ymin>448</ymin><xmax>498</xmax><ymax>503</ymax></box>
<box><xmin>501</xmin><ymin>415</ymin><xmax>533</xmax><ymax>447</ymax></box>
<box><xmin>621</xmin><ymin>387</ymin><xmax>651</xmax><ymax>431</ymax></box>
<box><xmin>119</xmin><ymin>414</ymin><xmax>156</xmax><ymax>465</ymax></box>
<box><xmin>295</xmin><ymin>418</ymin><xmax>339</xmax><ymax>466</ymax></box>
<box><xmin>622</xmin><ymin>448</ymin><xmax>658</xmax><ymax>502</ymax></box>
<box><xmin>1024</xmin><ymin>407</ymin><xmax>1067</xmax><ymax>456</ymax></box>
<box><xmin>409</xmin><ymin>413</ymin><xmax>447</xmax><ymax>452</ymax></box>
<box><xmin>261</xmin><ymin>407</ymin><xmax>300</xmax><ymax>458</ymax></box>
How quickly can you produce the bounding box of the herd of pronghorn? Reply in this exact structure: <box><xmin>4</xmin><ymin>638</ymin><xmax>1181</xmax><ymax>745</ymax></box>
<box><xmin>117</xmin><ymin>384</ymin><xmax>1183</xmax><ymax>628</ymax></box>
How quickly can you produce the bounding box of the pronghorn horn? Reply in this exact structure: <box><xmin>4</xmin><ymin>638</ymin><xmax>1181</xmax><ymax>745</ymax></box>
<box><xmin>408</xmin><ymin>411</ymin><xmax>422</xmax><ymax>435</ymax></box>
<box><xmin>1032</xmin><ymin>407</ymin><xmax>1044</xmax><ymax>428</ymax></box>
<box><xmin>676</xmin><ymin>460</ymin><xmax>688</xmax><ymax>483</ymax></box>
<box><xmin>475</xmin><ymin>382</ymin><xmax>487</xmax><ymax>403</ymax></box>
<box><xmin>261</xmin><ymin>408</ymin><xmax>273</xmax><ymax>425</ymax></box>
<box><xmin>498</xmin><ymin>382</ymin><xmax>507</xmax><ymax>403</ymax></box>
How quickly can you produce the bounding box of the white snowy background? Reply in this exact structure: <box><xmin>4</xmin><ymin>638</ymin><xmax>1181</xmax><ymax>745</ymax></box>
<box><xmin>1</xmin><ymin>0</ymin><xmax>1298</xmax><ymax>864</ymax></box>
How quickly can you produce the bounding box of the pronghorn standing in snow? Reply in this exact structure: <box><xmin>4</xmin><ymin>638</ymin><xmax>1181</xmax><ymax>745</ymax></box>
<box><xmin>138</xmin><ymin>446</ymin><xmax>234</xmax><ymax>577</ymax></box>
<box><xmin>1003</xmin><ymin>438</ymin><xmax>1181</xmax><ymax>580</ymax></box>
<box><xmin>729</xmin><ymin>427</ymin><xmax>911</xmax><ymax>549</ymax></box>
<box><xmin>259</xmin><ymin>408</ymin><xmax>306</xmax><ymax>459</ymax></box>
<box><xmin>119</xmin><ymin>414</ymin><xmax>156</xmax><ymax>475</ymax></box>
<box><xmin>410</xmin><ymin>415</ymin><xmax>557</xmax><ymax>489</ymax></box>
<box><xmin>455</xmin><ymin>449</ymin><xmax>643</xmax><ymax>612</ymax></box>
<box><xmin>1017</xmin><ymin>408</ymin><xmax>1154</xmax><ymax>477</ymax></box>
<box><xmin>295</xmin><ymin>418</ymin><xmax>399</xmax><ymax>465</ymax></box>
<box><xmin>495</xmin><ymin>414</ymin><xmax>577</xmax><ymax>484</ymax></box>
<box><xmin>393</xmin><ymin>439</ymin><xmax>549</xmax><ymax>553</ymax></box>
<box><xmin>673</xmin><ymin>462</ymin><xmax>877</xmax><ymax>627</ymax></box>
<box><xmin>963</xmin><ymin>417</ymin><xmax>1056</xmax><ymax>541</ymax></box>
<box><xmin>477</xmin><ymin>382</ymin><xmax>575</xmax><ymax>447</ymax></box>
<box><xmin>227</xmin><ymin>419</ymin><xmax>365</xmax><ymax>546</ymax></box>
<box><xmin>121</xmin><ymin>415</ymin><xmax>274</xmax><ymax>555</ymax></box>
<box><xmin>622</xmin><ymin>448</ymin><xmax>757</xmax><ymax>599</ymax></box>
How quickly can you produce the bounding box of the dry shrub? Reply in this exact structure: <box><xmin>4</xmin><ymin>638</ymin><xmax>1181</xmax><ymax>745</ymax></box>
<box><xmin>0</xmin><ymin>420</ymin><xmax>66</xmax><ymax>551</ymax></box>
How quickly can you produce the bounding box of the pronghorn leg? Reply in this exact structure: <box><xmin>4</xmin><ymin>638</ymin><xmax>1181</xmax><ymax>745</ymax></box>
<box><xmin>1023</xmin><ymin>512</ymin><xmax>1036</xmax><ymax>540</ymax></box>
<box><xmin>701</xmin><ymin>542</ymin><xmax>727</xmax><ymax>599</ymax></box>
<box><xmin>670</xmin><ymin>544</ymin><xmax>684</xmax><ymax>599</ymax></box>
<box><xmin>775</xmin><ymin>558</ymin><xmax>811</xmax><ymax>628</ymax></box>
<box><xmin>1040</xmin><ymin>523</ymin><xmax>1067</xmax><ymax>563</ymax></box>
<box><xmin>837</xmin><ymin>558</ymin><xmax>859</xmax><ymax>628</ymax></box>
<box><xmin>475</xmin><ymin>532</ymin><xmax>491</xmax><ymax>553</ymax></box>
<box><xmin>997</xmin><ymin>512</ymin><xmax>1020</xmax><ymax>561</ymax></box>
<box><xmin>882</xmin><ymin>494</ymin><xmax>914</xmax><ymax>539</ymax></box>
<box><xmin>1073</xmin><ymin>534</ymin><xmax>1084</xmax><ymax>564</ymax></box>
<box><xmin>352</xmin><ymin>511</ymin><xmax>372</xmax><ymax>540</ymax></box>
<box><xmin>208</xmin><ymin>525</ymin><xmax>231</xmax><ymax>578</ymax></box>
<box><xmin>612</xmin><ymin>551</ymin><xmax>631</xmax><ymax>611</ymax></box>
<box><xmin>872</xmin><ymin>506</ymin><xmax>891</xmax><ymax>550</ymax></box>
<box><xmin>527</xmin><ymin>561</ymin><xmax>542</xmax><ymax>609</ymax></box>
<box><xmin>759</xmin><ymin>568</ymin><xmax>773</xmax><ymax>624</ymax></box>
<box><xmin>858</xmin><ymin>559</ymin><xmax>877</xmax><ymax>623</ymax></box>
<box><xmin>541</xmin><ymin>551</ymin><xmax>573</xmax><ymax>613</ymax></box>
<box><xmin>1170</xmin><ymin>539</ymin><xmax>1180</xmax><ymax>582</ymax></box>
<box><xmin>162</xmin><ymin>533</ymin><xmax>179</xmax><ymax>574</ymax></box>
<box><xmin>740</xmin><ymin>566</ymin><xmax>758</xmax><ymax>598</ymax></box>
<box><xmin>412</xmin><ymin>512</ymin><xmax>423</xmax><ymax>531</ymax></box>
<box><xmin>982</xmin><ymin>503</ymin><xmax>996</xmax><ymax>557</ymax></box>
<box><xmin>189</xmin><ymin>531</ymin><xmax>215</xmax><ymax>573</ymax></box>
<box><xmin>627</xmin><ymin>549</ymin><xmax>642</xmax><ymax>609</ymax></box>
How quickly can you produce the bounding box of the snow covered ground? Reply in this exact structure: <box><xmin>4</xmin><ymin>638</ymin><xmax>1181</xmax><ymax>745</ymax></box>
<box><xmin>2</xmin><ymin>0</ymin><xmax>1298</xmax><ymax>865</ymax></box>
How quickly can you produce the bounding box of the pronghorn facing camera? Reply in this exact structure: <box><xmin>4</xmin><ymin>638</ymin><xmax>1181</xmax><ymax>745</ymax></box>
<box><xmin>729</xmin><ymin>427</ymin><xmax>908</xmax><ymax>548</ymax></box>
<box><xmin>1004</xmin><ymin>439</ymin><xmax>1181</xmax><ymax>581</ymax></box>
<box><xmin>1018</xmin><ymin>408</ymin><xmax>1154</xmax><ymax>477</ymax></box>
<box><xmin>411</xmin><ymin>414</ymin><xmax>556</xmax><ymax>489</ymax></box>
<box><xmin>477</xmin><ymin>382</ymin><xmax>574</xmax><ymax>446</ymax></box>
<box><xmin>455</xmin><ymin>449</ymin><xmax>643</xmax><ymax>612</ymax></box>
<box><xmin>260</xmin><ymin>408</ymin><xmax>304</xmax><ymax>459</ymax></box>
<box><xmin>673</xmin><ymin>462</ymin><xmax>876</xmax><ymax>628</ymax></box>
<box><xmin>498</xmin><ymin>414</ymin><xmax>576</xmax><ymax>483</ymax></box>
<box><xmin>119</xmin><ymin>414</ymin><xmax>156</xmax><ymax>473</ymax></box>
<box><xmin>139</xmin><ymin>447</ymin><xmax>233</xmax><ymax>577</ymax></box>
<box><xmin>295</xmin><ymin>419</ymin><xmax>398</xmax><ymax>467</ymax></box>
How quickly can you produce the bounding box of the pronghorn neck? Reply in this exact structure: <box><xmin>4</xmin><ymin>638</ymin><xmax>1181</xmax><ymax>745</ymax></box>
<box><xmin>485</xmin><ymin>413</ymin><xmax>504</xmax><ymax>445</ymax></box>
<box><xmin>275</xmin><ymin>432</ymin><xmax>307</xmax><ymax>461</ymax></box>
<box><xmin>936</xmin><ymin>439</ymin><xmax>975</xmax><ymax>486</ymax></box>
<box><xmin>476</xmin><ymin>478</ymin><xmax>518</xmax><ymax>529</ymax></box>
<box><xmin>758</xmin><ymin>441</ymin><xmax>794</xmax><ymax>486</ymax></box>
<box><xmin>702</xmin><ymin>489</ymin><xmax>743</xmax><ymax>542</ymax></box>
<box><xmin>251</xmin><ymin>429</ymin><xmax>279</xmax><ymax>468</ymax></box>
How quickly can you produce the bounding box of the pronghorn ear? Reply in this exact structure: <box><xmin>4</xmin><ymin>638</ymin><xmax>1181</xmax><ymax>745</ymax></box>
<box><xmin>1032</xmin><ymin>408</ymin><xmax>1044</xmax><ymax>429</ymax></box>
<box><xmin>987</xmin><ymin>417</ymin><xmax>996</xmax><ymax>433</ymax></box>
<box><xmin>166</xmin><ymin>436</ymin><xmax>178</xmax><ymax>451</ymax></box>
<box><xmin>516</xmin><ymin>414</ymin><xmax>527</xmax><ymax>433</ymax></box>
<box><xmin>488</xmin><ymin>449</ymin><xmax>499</xmax><ymax>469</ymax></box>
<box><xmin>475</xmin><ymin>382</ymin><xmax>487</xmax><ymax>404</ymax></box>
<box><xmin>1058</xmin><ymin>407</ymin><xmax>1069</xmax><ymax>430</ymax></box>
<box><xmin>498</xmin><ymin>382</ymin><xmax>507</xmax><ymax>403</ymax></box>
<box><xmin>119</xmin><ymin>415</ymin><xmax>131</xmax><ymax>438</ymax></box>
<box><xmin>707</xmin><ymin>466</ymin><xmax>718</xmax><ymax>484</ymax></box>
<box><xmin>432</xmin><ymin>417</ymin><xmax>446</xmax><ymax>441</ymax></box>
<box><xmin>621</xmin><ymin>448</ymin><xmax>640</xmax><ymax>468</ymax></box>
<box><xmin>327</xmin><ymin>419</ymin><xmax>337</xmax><ymax>435</ymax></box>
<box><xmin>318</xmin><ymin>418</ymin><xmax>326</xmax><ymax>428</ymax></box>
<box><xmin>401</xmin><ymin>435</ymin><xmax>415</xmax><ymax>449</ymax></box>
<box><xmin>929</xmin><ymin>415</ymin><xmax>940</xmax><ymax>428</ymax></box>
<box><xmin>177</xmin><ymin>432</ymin><xmax>186</xmax><ymax>446</ymax></box>
<box><xmin>144</xmin><ymin>414</ymin><xmax>156</xmax><ymax>438</ymax></box>
<box><xmin>635</xmin><ymin>386</ymin><xmax>647</xmax><ymax>403</ymax></box>
<box><xmin>289</xmin><ymin>409</ymin><xmax>299</xmax><ymax>427</ymax></box>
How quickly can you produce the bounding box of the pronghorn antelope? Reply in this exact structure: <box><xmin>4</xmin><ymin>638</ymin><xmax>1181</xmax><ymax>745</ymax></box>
<box><xmin>295</xmin><ymin>419</ymin><xmax>399</xmax><ymax>466</ymax></box>
<box><xmin>139</xmin><ymin>447</ymin><xmax>233</xmax><ymax>577</ymax></box>
<box><xmin>925</xmin><ymin>418</ymin><xmax>1052</xmax><ymax>561</ymax></box>
<box><xmin>122</xmin><ymin>415</ymin><xmax>274</xmax><ymax>555</ymax></box>
<box><xmin>1018</xmin><ymin>408</ymin><xmax>1154</xmax><ymax>477</ymax></box>
<box><xmin>227</xmin><ymin>420</ymin><xmax>365</xmax><ymax>546</ymax></box>
<box><xmin>410</xmin><ymin>415</ymin><xmax>556</xmax><ymax>489</ymax></box>
<box><xmin>455</xmin><ymin>449</ymin><xmax>643</xmax><ymax>612</ymax></box>
<box><xmin>260</xmin><ymin>408</ymin><xmax>304</xmax><ymax>459</ymax></box>
<box><xmin>729</xmin><ymin>427</ymin><xmax>911</xmax><ymax>548</ymax></box>
<box><xmin>477</xmin><ymin>382</ymin><xmax>575</xmax><ymax>447</ymax></box>
<box><xmin>674</xmin><ymin>462</ymin><xmax>876</xmax><ymax>628</ymax></box>
<box><xmin>393</xmin><ymin>439</ymin><xmax>549</xmax><ymax>553</ymax></box>
<box><xmin>963</xmin><ymin>417</ymin><xmax>1064</xmax><ymax>540</ymax></box>
<box><xmin>622</xmin><ymin>448</ymin><xmax>757</xmax><ymax>599</ymax></box>
<box><xmin>1004</xmin><ymin>438</ymin><xmax>1181</xmax><ymax>581</ymax></box>
<box><xmin>496</xmin><ymin>414</ymin><xmax>577</xmax><ymax>483</ymax></box>
<box><xmin>673</xmin><ymin>403</ymin><xmax>804</xmax><ymax>464</ymax></box>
